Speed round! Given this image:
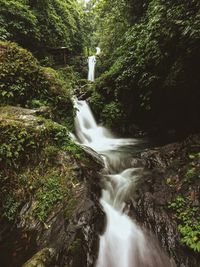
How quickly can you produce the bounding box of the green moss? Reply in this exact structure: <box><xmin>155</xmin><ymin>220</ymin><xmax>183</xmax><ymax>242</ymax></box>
<box><xmin>22</xmin><ymin>248</ymin><xmax>55</xmax><ymax>267</ymax></box>
<box><xmin>29</xmin><ymin>165</ymin><xmax>78</xmax><ymax>222</ymax></box>
<box><xmin>0</xmin><ymin>121</ymin><xmax>41</xmax><ymax>170</ymax></box>
<box><xmin>184</xmin><ymin>153</ymin><xmax>200</xmax><ymax>183</ymax></box>
<box><xmin>64</xmin><ymin>140</ymin><xmax>84</xmax><ymax>160</ymax></box>
<box><xmin>43</xmin><ymin>146</ymin><xmax>60</xmax><ymax>165</ymax></box>
<box><xmin>1</xmin><ymin>159</ymin><xmax>77</xmax><ymax>223</ymax></box>
<box><xmin>0</xmin><ymin>107</ymin><xmax>78</xmax><ymax>171</ymax></box>
<box><xmin>32</xmin><ymin>170</ymin><xmax>66</xmax><ymax>221</ymax></box>
<box><xmin>64</xmin><ymin>198</ymin><xmax>78</xmax><ymax>221</ymax></box>
<box><xmin>3</xmin><ymin>193</ymin><xmax>20</xmax><ymax>222</ymax></box>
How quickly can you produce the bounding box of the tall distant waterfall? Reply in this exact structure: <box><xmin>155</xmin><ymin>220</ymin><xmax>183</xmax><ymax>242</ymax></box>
<box><xmin>74</xmin><ymin>99</ymin><xmax>176</xmax><ymax>267</ymax></box>
<box><xmin>88</xmin><ymin>56</ymin><xmax>96</xmax><ymax>81</ymax></box>
<box><xmin>88</xmin><ymin>47</ymin><xmax>100</xmax><ymax>81</ymax></box>
<box><xmin>96</xmin><ymin>47</ymin><xmax>101</xmax><ymax>55</ymax></box>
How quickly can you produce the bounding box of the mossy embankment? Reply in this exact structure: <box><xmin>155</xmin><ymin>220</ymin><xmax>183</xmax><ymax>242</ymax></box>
<box><xmin>0</xmin><ymin>106</ymin><xmax>78</xmax><ymax>222</ymax></box>
<box><xmin>0</xmin><ymin>41</ymin><xmax>74</xmax><ymax>126</ymax></box>
<box><xmin>0</xmin><ymin>41</ymin><xmax>104</xmax><ymax>267</ymax></box>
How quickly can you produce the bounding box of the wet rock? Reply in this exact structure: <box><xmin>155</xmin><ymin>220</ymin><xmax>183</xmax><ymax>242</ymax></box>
<box><xmin>130</xmin><ymin>134</ymin><xmax>200</xmax><ymax>267</ymax></box>
<box><xmin>22</xmin><ymin>248</ymin><xmax>56</xmax><ymax>267</ymax></box>
<box><xmin>80</xmin><ymin>145</ymin><xmax>104</xmax><ymax>170</ymax></box>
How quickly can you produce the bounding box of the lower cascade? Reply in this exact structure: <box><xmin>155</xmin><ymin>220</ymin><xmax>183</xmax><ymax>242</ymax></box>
<box><xmin>74</xmin><ymin>99</ymin><xmax>176</xmax><ymax>267</ymax></box>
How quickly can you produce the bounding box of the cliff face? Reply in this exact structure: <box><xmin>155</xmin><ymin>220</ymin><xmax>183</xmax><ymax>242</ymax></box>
<box><xmin>130</xmin><ymin>134</ymin><xmax>200</xmax><ymax>267</ymax></box>
<box><xmin>0</xmin><ymin>106</ymin><xmax>105</xmax><ymax>267</ymax></box>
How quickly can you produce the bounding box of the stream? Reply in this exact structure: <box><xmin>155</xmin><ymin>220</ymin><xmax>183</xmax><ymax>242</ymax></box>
<box><xmin>74</xmin><ymin>99</ymin><xmax>176</xmax><ymax>267</ymax></box>
<box><xmin>73</xmin><ymin>51</ymin><xmax>176</xmax><ymax>267</ymax></box>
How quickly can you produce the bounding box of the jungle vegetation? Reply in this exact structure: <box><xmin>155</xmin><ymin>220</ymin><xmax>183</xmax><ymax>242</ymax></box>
<box><xmin>0</xmin><ymin>0</ymin><xmax>200</xmax><ymax>259</ymax></box>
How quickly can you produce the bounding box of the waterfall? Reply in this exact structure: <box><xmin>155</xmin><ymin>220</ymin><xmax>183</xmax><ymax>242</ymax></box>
<box><xmin>74</xmin><ymin>98</ymin><xmax>176</xmax><ymax>267</ymax></box>
<box><xmin>96</xmin><ymin>47</ymin><xmax>101</xmax><ymax>55</ymax></box>
<box><xmin>88</xmin><ymin>56</ymin><xmax>96</xmax><ymax>81</ymax></box>
<box><xmin>87</xmin><ymin>47</ymin><xmax>100</xmax><ymax>81</ymax></box>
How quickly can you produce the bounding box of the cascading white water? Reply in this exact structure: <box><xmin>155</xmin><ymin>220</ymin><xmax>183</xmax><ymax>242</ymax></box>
<box><xmin>96</xmin><ymin>47</ymin><xmax>101</xmax><ymax>55</ymax></box>
<box><xmin>87</xmin><ymin>47</ymin><xmax>101</xmax><ymax>81</ymax></box>
<box><xmin>74</xmin><ymin>98</ymin><xmax>176</xmax><ymax>267</ymax></box>
<box><xmin>88</xmin><ymin>55</ymin><xmax>96</xmax><ymax>81</ymax></box>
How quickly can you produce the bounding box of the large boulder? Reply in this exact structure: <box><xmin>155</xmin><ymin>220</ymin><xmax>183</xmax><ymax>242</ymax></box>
<box><xmin>0</xmin><ymin>106</ymin><xmax>104</xmax><ymax>267</ymax></box>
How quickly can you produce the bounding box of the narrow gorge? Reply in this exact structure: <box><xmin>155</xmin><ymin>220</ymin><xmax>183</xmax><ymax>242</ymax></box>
<box><xmin>74</xmin><ymin>97</ymin><xmax>175</xmax><ymax>267</ymax></box>
<box><xmin>0</xmin><ymin>0</ymin><xmax>200</xmax><ymax>266</ymax></box>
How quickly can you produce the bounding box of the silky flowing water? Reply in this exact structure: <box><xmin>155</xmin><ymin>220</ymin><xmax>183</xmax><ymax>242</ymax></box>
<box><xmin>74</xmin><ymin>99</ymin><xmax>176</xmax><ymax>267</ymax></box>
<box><xmin>73</xmin><ymin>51</ymin><xmax>176</xmax><ymax>267</ymax></box>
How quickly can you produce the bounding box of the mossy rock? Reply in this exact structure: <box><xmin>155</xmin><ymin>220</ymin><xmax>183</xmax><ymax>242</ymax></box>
<box><xmin>0</xmin><ymin>98</ymin><xmax>103</xmax><ymax>267</ymax></box>
<box><xmin>0</xmin><ymin>106</ymin><xmax>72</xmax><ymax>170</ymax></box>
<box><xmin>22</xmin><ymin>248</ymin><xmax>56</xmax><ymax>267</ymax></box>
<box><xmin>0</xmin><ymin>106</ymin><xmax>82</xmax><ymax>223</ymax></box>
<box><xmin>0</xmin><ymin>41</ymin><xmax>74</xmax><ymax>126</ymax></box>
<box><xmin>0</xmin><ymin>104</ymin><xmax>103</xmax><ymax>225</ymax></box>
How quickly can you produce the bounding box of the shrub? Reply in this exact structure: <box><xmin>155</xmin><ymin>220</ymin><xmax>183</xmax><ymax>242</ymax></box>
<box><xmin>102</xmin><ymin>101</ymin><xmax>123</xmax><ymax>127</ymax></box>
<box><xmin>168</xmin><ymin>195</ymin><xmax>200</xmax><ymax>252</ymax></box>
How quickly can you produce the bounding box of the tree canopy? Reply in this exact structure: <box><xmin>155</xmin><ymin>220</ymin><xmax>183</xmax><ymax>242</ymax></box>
<box><xmin>0</xmin><ymin>0</ymin><xmax>84</xmax><ymax>54</ymax></box>
<box><xmin>91</xmin><ymin>0</ymin><xmax>200</xmax><ymax>133</ymax></box>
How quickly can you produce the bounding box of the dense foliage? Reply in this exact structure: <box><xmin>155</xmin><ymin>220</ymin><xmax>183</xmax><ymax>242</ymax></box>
<box><xmin>0</xmin><ymin>3</ymin><xmax>95</xmax><ymax>266</ymax></box>
<box><xmin>0</xmin><ymin>0</ymin><xmax>200</xmax><ymax>261</ymax></box>
<box><xmin>0</xmin><ymin>0</ymin><xmax>84</xmax><ymax>55</ymax></box>
<box><xmin>92</xmin><ymin>0</ymin><xmax>200</xmax><ymax>134</ymax></box>
<box><xmin>0</xmin><ymin>41</ymin><xmax>74</xmax><ymax>126</ymax></box>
